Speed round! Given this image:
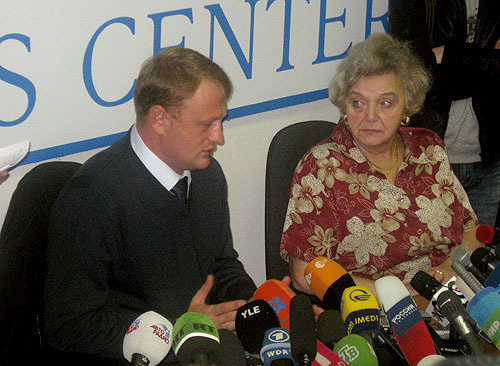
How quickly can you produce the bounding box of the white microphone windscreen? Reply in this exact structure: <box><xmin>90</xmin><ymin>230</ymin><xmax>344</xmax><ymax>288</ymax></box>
<box><xmin>416</xmin><ymin>354</ymin><xmax>447</xmax><ymax>366</ymax></box>
<box><xmin>123</xmin><ymin>311</ymin><xmax>173</xmax><ymax>366</ymax></box>
<box><xmin>375</xmin><ymin>276</ymin><xmax>409</xmax><ymax>310</ymax></box>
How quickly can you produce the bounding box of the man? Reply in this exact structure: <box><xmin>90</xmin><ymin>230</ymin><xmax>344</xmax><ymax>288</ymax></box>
<box><xmin>43</xmin><ymin>48</ymin><xmax>256</xmax><ymax>363</ymax></box>
<box><xmin>388</xmin><ymin>0</ymin><xmax>500</xmax><ymax>227</ymax></box>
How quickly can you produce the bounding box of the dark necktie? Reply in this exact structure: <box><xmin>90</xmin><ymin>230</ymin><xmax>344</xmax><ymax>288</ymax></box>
<box><xmin>171</xmin><ymin>176</ymin><xmax>188</xmax><ymax>204</ymax></box>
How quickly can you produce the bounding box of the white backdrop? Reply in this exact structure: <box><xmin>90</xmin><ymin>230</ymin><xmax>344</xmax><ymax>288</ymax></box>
<box><xmin>0</xmin><ymin>0</ymin><xmax>388</xmax><ymax>287</ymax></box>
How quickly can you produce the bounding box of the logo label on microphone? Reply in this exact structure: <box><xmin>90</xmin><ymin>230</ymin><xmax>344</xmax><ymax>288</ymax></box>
<box><xmin>260</xmin><ymin>328</ymin><xmax>293</xmax><ymax>364</ymax></box>
<box><xmin>126</xmin><ymin>318</ymin><xmax>140</xmax><ymax>335</ymax></box>
<box><xmin>344</xmin><ymin>309</ymin><xmax>380</xmax><ymax>335</ymax></box>
<box><xmin>349</xmin><ymin>288</ymin><xmax>372</xmax><ymax>302</ymax></box>
<box><xmin>315</xmin><ymin>258</ymin><xmax>328</xmax><ymax>269</ymax></box>
<box><xmin>483</xmin><ymin>308</ymin><xmax>500</xmax><ymax>347</ymax></box>
<box><xmin>150</xmin><ymin>323</ymin><xmax>171</xmax><ymax>344</ymax></box>
<box><xmin>267</xmin><ymin>329</ymin><xmax>290</xmax><ymax>343</ymax></box>
<box><xmin>240</xmin><ymin>305</ymin><xmax>261</xmax><ymax>318</ymax></box>
<box><xmin>305</xmin><ymin>271</ymin><xmax>312</xmax><ymax>285</ymax></box>
<box><xmin>337</xmin><ymin>344</ymin><xmax>359</xmax><ymax>363</ymax></box>
<box><xmin>385</xmin><ymin>296</ymin><xmax>421</xmax><ymax>338</ymax></box>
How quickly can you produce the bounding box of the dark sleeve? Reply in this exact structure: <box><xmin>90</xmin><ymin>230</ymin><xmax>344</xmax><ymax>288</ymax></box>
<box><xmin>441</xmin><ymin>43</ymin><xmax>500</xmax><ymax>100</ymax></box>
<box><xmin>210</xmin><ymin>166</ymin><xmax>256</xmax><ymax>303</ymax></box>
<box><xmin>43</xmin><ymin>183</ymin><xmax>139</xmax><ymax>359</ymax></box>
<box><xmin>388</xmin><ymin>0</ymin><xmax>449</xmax><ymax>136</ymax></box>
<box><xmin>388</xmin><ymin>0</ymin><xmax>437</xmax><ymax>68</ymax></box>
<box><xmin>389</xmin><ymin>0</ymin><xmax>500</xmax><ymax>101</ymax></box>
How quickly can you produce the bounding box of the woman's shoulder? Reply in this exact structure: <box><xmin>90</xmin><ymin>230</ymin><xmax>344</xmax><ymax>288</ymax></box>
<box><xmin>400</xmin><ymin>126</ymin><xmax>446</xmax><ymax>149</ymax></box>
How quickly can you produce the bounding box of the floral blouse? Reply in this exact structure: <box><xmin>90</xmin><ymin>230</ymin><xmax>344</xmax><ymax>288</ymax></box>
<box><xmin>280</xmin><ymin>121</ymin><xmax>478</xmax><ymax>284</ymax></box>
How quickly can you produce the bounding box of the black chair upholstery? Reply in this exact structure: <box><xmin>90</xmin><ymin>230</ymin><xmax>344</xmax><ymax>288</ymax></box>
<box><xmin>0</xmin><ymin>161</ymin><xmax>81</xmax><ymax>365</ymax></box>
<box><xmin>265</xmin><ymin>120</ymin><xmax>336</xmax><ymax>280</ymax></box>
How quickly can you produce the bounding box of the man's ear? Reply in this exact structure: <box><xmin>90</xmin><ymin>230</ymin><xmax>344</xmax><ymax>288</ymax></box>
<box><xmin>148</xmin><ymin>105</ymin><xmax>173</xmax><ymax>135</ymax></box>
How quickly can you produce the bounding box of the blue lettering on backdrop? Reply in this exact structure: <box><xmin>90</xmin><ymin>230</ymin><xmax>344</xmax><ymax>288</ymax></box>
<box><xmin>82</xmin><ymin>17</ymin><xmax>136</xmax><ymax>107</ymax></box>
<box><xmin>148</xmin><ymin>9</ymin><xmax>194</xmax><ymax>55</ymax></box>
<box><xmin>5</xmin><ymin>0</ymin><xmax>388</xmax><ymax>163</ymax></box>
<box><xmin>265</xmin><ymin>0</ymin><xmax>310</xmax><ymax>72</ymax></box>
<box><xmin>205</xmin><ymin>0</ymin><xmax>260</xmax><ymax>79</ymax></box>
<box><xmin>312</xmin><ymin>0</ymin><xmax>351</xmax><ymax>65</ymax></box>
<box><xmin>365</xmin><ymin>0</ymin><xmax>388</xmax><ymax>39</ymax></box>
<box><xmin>0</xmin><ymin>34</ymin><xmax>36</xmax><ymax>126</ymax></box>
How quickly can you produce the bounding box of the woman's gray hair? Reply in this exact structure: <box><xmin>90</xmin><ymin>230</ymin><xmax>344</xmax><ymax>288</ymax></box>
<box><xmin>329</xmin><ymin>33</ymin><xmax>430</xmax><ymax>116</ymax></box>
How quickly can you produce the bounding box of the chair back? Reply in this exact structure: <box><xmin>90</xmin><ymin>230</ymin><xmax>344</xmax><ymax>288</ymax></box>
<box><xmin>0</xmin><ymin>161</ymin><xmax>81</xmax><ymax>365</ymax></box>
<box><xmin>265</xmin><ymin>121</ymin><xmax>336</xmax><ymax>280</ymax></box>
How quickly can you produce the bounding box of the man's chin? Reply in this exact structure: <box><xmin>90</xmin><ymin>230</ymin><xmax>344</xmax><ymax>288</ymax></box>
<box><xmin>192</xmin><ymin>157</ymin><xmax>211</xmax><ymax>171</ymax></box>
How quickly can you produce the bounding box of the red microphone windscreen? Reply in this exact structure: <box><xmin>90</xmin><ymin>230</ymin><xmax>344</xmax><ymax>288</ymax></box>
<box><xmin>476</xmin><ymin>225</ymin><xmax>495</xmax><ymax>244</ymax></box>
<box><xmin>253</xmin><ymin>279</ymin><xmax>295</xmax><ymax>329</ymax></box>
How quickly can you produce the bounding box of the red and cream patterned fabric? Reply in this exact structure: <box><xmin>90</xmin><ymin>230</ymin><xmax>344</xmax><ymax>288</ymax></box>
<box><xmin>280</xmin><ymin>120</ymin><xmax>478</xmax><ymax>283</ymax></box>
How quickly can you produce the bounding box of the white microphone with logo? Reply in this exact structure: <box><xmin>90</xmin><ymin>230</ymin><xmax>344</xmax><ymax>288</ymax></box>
<box><xmin>123</xmin><ymin>311</ymin><xmax>173</xmax><ymax>366</ymax></box>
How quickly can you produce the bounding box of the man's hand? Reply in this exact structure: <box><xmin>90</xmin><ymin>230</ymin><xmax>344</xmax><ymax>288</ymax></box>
<box><xmin>188</xmin><ymin>275</ymin><xmax>247</xmax><ymax>331</ymax></box>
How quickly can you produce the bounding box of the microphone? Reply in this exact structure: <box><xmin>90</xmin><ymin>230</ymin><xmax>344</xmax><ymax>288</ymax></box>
<box><xmin>451</xmin><ymin>245</ymin><xmax>487</xmax><ymax>284</ymax></box>
<box><xmin>475</xmin><ymin>224</ymin><xmax>499</xmax><ymax>246</ymax></box>
<box><xmin>341</xmin><ymin>285</ymin><xmax>408</xmax><ymax>364</ymax></box>
<box><xmin>290</xmin><ymin>294</ymin><xmax>317</xmax><ymax>366</ymax></box>
<box><xmin>466</xmin><ymin>287</ymin><xmax>500</xmax><ymax>350</ymax></box>
<box><xmin>313</xmin><ymin>339</ymin><xmax>349</xmax><ymax>366</ymax></box>
<box><xmin>470</xmin><ymin>247</ymin><xmax>498</xmax><ymax>278</ymax></box>
<box><xmin>411</xmin><ymin>270</ymin><xmax>447</xmax><ymax>301</ymax></box>
<box><xmin>470</xmin><ymin>247</ymin><xmax>500</xmax><ymax>289</ymax></box>
<box><xmin>123</xmin><ymin>311</ymin><xmax>173</xmax><ymax>366</ymax></box>
<box><xmin>215</xmin><ymin>329</ymin><xmax>246</xmax><ymax>366</ymax></box>
<box><xmin>260</xmin><ymin>327</ymin><xmax>294</xmax><ymax>366</ymax></box>
<box><xmin>451</xmin><ymin>261</ymin><xmax>484</xmax><ymax>294</ymax></box>
<box><xmin>416</xmin><ymin>354</ymin><xmax>448</xmax><ymax>366</ymax></box>
<box><xmin>340</xmin><ymin>286</ymin><xmax>380</xmax><ymax>339</ymax></box>
<box><xmin>304</xmin><ymin>257</ymin><xmax>355</xmax><ymax>309</ymax></box>
<box><xmin>316</xmin><ymin>309</ymin><xmax>346</xmax><ymax>349</ymax></box>
<box><xmin>454</xmin><ymin>275</ymin><xmax>476</xmax><ymax>302</ymax></box>
<box><xmin>235</xmin><ymin>299</ymin><xmax>281</xmax><ymax>354</ymax></box>
<box><xmin>410</xmin><ymin>271</ymin><xmax>466</xmax><ymax>325</ymax></box>
<box><xmin>254</xmin><ymin>279</ymin><xmax>296</xmax><ymax>329</ymax></box>
<box><xmin>171</xmin><ymin>312</ymin><xmax>220</xmax><ymax>365</ymax></box>
<box><xmin>375</xmin><ymin>276</ymin><xmax>437</xmax><ymax>366</ymax></box>
<box><xmin>435</xmin><ymin>290</ymin><xmax>484</xmax><ymax>354</ymax></box>
<box><xmin>332</xmin><ymin>334</ymin><xmax>378</xmax><ymax>365</ymax></box>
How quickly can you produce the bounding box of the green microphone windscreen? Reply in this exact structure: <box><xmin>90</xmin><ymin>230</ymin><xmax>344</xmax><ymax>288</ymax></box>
<box><xmin>333</xmin><ymin>334</ymin><xmax>378</xmax><ymax>366</ymax></box>
<box><xmin>172</xmin><ymin>312</ymin><xmax>220</xmax><ymax>365</ymax></box>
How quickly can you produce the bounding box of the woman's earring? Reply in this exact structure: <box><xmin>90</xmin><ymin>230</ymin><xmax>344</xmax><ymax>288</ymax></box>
<box><xmin>401</xmin><ymin>116</ymin><xmax>410</xmax><ymax>127</ymax></box>
<box><xmin>341</xmin><ymin>114</ymin><xmax>348</xmax><ymax>124</ymax></box>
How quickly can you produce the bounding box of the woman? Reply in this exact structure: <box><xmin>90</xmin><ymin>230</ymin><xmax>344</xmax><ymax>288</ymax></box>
<box><xmin>280</xmin><ymin>33</ymin><xmax>480</xmax><ymax>296</ymax></box>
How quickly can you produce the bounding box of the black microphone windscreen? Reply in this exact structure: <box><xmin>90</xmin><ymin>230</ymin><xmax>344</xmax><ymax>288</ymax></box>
<box><xmin>435</xmin><ymin>291</ymin><xmax>464</xmax><ymax>318</ymax></box>
<box><xmin>215</xmin><ymin>329</ymin><xmax>246</xmax><ymax>366</ymax></box>
<box><xmin>176</xmin><ymin>337</ymin><xmax>219</xmax><ymax>365</ymax></box>
<box><xmin>290</xmin><ymin>294</ymin><xmax>317</xmax><ymax>363</ymax></box>
<box><xmin>470</xmin><ymin>247</ymin><xmax>498</xmax><ymax>275</ymax></box>
<box><xmin>316</xmin><ymin>309</ymin><xmax>346</xmax><ymax>349</ymax></box>
<box><xmin>322</xmin><ymin>273</ymin><xmax>356</xmax><ymax>310</ymax></box>
<box><xmin>235</xmin><ymin>299</ymin><xmax>280</xmax><ymax>354</ymax></box>
<box><xmin>436</xmin><ymin>291</ymin><xmax>484</xmax><ymax>355</ymax></box>
<box><xmin>410</xmin><ymin>271</ymin><xmax>444</xmax><ymax>300</ymax></box>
